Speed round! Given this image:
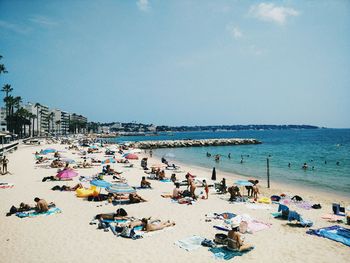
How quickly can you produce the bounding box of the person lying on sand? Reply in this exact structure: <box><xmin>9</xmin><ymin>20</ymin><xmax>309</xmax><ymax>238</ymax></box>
<box><xmin>6</xmin><ymin>202</ymin><xmax>33</xmax><ymax>216</ymax></box>
<box><xmin>95</xmin><ymin>208</ymin><xmax>129</xmax><ymax>221</ymax></box>
<box><xmin>227</xmin><ymin>224</ymin><xmax>254</xmax><ymax>252</ymax></box>
<box><xmin>51</xmin><ymin>183</ymin><xmax>83</xmax><ymax>191</ymax></box>
<box><xmin>129</xmin><ymin>193</ymin><xmax>147</xmax><ymax>203</ymax></box>
<box><xmin>42</xmin><ymin>175</ymin><xmax>72</xmax><ymax>182</ymax></box>
<box><xmin>141</xmin><ymin>218</ymin><xmax>175</xmax><ymax>232</ymax></box>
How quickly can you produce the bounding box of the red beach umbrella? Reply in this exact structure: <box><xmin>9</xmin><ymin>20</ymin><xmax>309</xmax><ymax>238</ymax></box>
<box><xmin>125</xmin><ymin>153</ymin><xmax>139</xmax><ymax>160</ymax></box>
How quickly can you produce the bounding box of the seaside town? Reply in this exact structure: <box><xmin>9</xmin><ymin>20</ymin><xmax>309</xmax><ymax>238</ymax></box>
<box><xmin>0</xmin><ymin>1</ymin><xmax>349</xmax><ymax>263</ymax></box>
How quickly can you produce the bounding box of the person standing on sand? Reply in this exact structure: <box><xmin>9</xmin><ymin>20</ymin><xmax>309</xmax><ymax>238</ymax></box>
<box><xmin>203</xmin><ymin>180</ymin><xmax>209</xmax><ymax>199</ymax></box>
<box><xmin>149</xmin><ymin>149</ymin><xmax>153</xmax><ymax>158</ymax></box>
<box><xmin>2</xmin><ymin>156</ymin><xmax>8</xmax><ymax>174</ymax></box>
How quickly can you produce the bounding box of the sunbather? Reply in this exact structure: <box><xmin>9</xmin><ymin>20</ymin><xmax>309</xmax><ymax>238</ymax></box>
<box><xmin>51</xmin><ymin>183</ymin><xmax>83</xmax><ymax>191</ymax></box>
<box><xmin>129</xmin><ymin>193</ymin><xmax>147</xmax><ymax>203</ymax></box>
<box><xmin>141</xmin><ymin>218</ymin><xmax>175</xmax><ymax>232</ymax></box>
<box><xmin>228</xmin><ymin>186</ymin><xmax>242</xmax><ymax>201</ymax></box>
<box><xmin>95</xmin><ymin>208</ymin><xmax>129</xmax><ymax>221</ymax></box>
<box><xmin>227</xmin><ymin>224</ymin><xmax>254</xmax><ymax>252</ymax></box>
<box><xmin>140</xmin><ymin>176</ymin><xmax>151</xmax><ymax>188</ymax></box>
<box><xmin>34</xmin><ymin>197</ymin><xmax>49</xmax><ymax>213</ymax></box>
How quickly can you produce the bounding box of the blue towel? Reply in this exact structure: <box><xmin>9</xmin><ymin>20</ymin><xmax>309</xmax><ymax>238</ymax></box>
<box><xmin>307</xmin><ymin>225</ymin><xmax>350</xmax><ymax>247</ymax></box>
<box><xmin>209</xmin><ymin>247</ymin><xmax>252</xmax><ymax>260</ymax></box>
<box><xmin>16</xmin><ymin>207</ymin><xmax>61</xmax><ymax>218</ymax></box>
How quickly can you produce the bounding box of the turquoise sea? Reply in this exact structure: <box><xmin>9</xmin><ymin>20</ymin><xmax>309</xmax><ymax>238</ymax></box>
<box><xmin>106</xmin><ymin>129</ymin><xmax>350</xmax><ymax>196</ymax></box>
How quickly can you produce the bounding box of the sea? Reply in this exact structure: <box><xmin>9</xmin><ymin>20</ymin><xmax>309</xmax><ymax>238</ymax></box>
<box><xmin>105</xmin><ymin>129</ymin><xmax>350</xmax><ymax>197</ymax></box>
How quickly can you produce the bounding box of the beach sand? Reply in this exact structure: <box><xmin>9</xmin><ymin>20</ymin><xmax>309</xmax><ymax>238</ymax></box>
<box><xmin>0</xmin><ymin>143</ymin><xmax>349</xmax><ymax>263</ymax></box>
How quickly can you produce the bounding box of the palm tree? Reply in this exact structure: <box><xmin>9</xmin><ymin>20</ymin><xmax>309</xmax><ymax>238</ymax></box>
<box><xmin>34</xmin><ymin>103</ymin><xmax>41</xmax><ymax>136</ymax></box>
<box><xmin>2</xmin><ymin>84</ymin><xmax>13</xmax><ymax>119</ymax></box>
<box><xmin>0</xmin><ymin>55</ymin><xmax>8</xmax><ymax>75</ymax></box>
<box><xmin>29</xmin><ymin>113</ymin><xmax>36</xmax><ymax>137</ymax></box>
<box><xmin>47</xmin><ymin>112</ymin><xmax>54</xmax><ymax>135</ymax></box>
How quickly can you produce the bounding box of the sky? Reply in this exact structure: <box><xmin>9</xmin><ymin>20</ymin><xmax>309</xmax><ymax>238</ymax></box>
<box><xmin>0</xmin><ymin>0</ymin><xmax>349</xmax><ymax>128</ymax></box>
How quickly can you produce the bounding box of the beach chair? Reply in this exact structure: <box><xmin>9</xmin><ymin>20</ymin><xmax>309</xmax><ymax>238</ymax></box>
<box><xmin>332</xmin><ymin>203</ymin><xmax>346</xmax><ymax>216</ymax></box>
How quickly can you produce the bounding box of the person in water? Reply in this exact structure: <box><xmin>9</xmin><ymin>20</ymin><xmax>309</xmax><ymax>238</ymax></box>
<box><xmin>302</xmin><ymin>163</ymin><xmax>308</xmax><ymax>169</ymax></box>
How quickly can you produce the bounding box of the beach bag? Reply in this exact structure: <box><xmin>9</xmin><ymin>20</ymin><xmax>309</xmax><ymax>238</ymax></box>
<box><xmin>214</xmin><ymin>233</ymin><xmax>228</xmax><ymax>245</ymax></box>
<box><xmin>201</xmin><ymin>239</ymin><xmax>216</xmax><ymax>247</ymax></box>
<box><xmin>120</xmin><ymin>227</ymin><xmax>135</xmax><ymax>238</ymax></box>
<box><xmin>311</xmin><ymin>204</ymin><xmax>322</xmax><ymax>209</ymax></box>
<box><xmin>292</xmin><ymin>195</ymin><xmax>303</xmax><ymax>201</ymax></box>
<box><xmin>182</xmin><ymin>190</ymin><xmax>191</xmax><ymax>197</ymax></box>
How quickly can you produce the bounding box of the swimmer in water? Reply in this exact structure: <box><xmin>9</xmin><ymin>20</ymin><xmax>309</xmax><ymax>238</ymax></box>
<box><xmin>302</xmin><ymin>163</ymin><xmax>308</xmax><ymax>170</ymax></box>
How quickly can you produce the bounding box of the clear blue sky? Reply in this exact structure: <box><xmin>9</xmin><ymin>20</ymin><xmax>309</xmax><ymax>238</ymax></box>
<box><xmin>0</xmin><ymin>0</ymin><xmax>349</xmax><ymax>127</ymax></box>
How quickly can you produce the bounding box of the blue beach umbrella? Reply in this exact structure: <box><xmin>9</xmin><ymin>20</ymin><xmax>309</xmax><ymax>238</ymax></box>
<box><xmin>234</xmin><ymin>180</ymin><xmax>253</xmax><ymax>197</ymax></box>
<box><xmin>234</xmin><ymin>180</ymin><xmax>253</xmax><ymax>186</ymax></box>
<box><xmin>90</xmin><ymin>179</ymin><xmax>111</xmax><ymax>188</ymax></box>
<box><xmin>41</xmin><ymin>148</ymin><xmax>56</xmax><ymax>154</ymax></box>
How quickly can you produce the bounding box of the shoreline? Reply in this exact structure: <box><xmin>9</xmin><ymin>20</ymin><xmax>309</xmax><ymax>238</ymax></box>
<box><xmin>151</xmin><ymin>151</ymin><xmax>350</xmax><ymax>203</ymax></box>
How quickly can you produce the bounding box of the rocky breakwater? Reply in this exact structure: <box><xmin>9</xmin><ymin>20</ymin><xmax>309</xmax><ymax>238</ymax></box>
<box><xmin>132</xmin><ymin>138</ymin><xmax>261</xmax><ymax>149</ymax></box>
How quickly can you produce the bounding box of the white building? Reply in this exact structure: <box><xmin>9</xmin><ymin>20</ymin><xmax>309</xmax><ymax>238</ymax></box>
<box><xmin>0</xmin><ymin>107</ymin><xmax>7</xmax><ymax>132</ymax></box>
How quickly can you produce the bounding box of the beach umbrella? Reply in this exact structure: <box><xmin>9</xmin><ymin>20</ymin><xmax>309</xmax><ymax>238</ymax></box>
<box><xmin>106</xmin><ymin>183</ymin><xmax>136</xmax><ymax>195</ymax></box>
<box><xmin>234</xmin><ymin>180</ymin><xmax>253</xmax><ymax>197</ymax></box>
<box><xmin>41</xmin><ymin>148</ymin><xmax>56</xmax><ymax>154</ymax></box>
<box><xmin>90</xmin><ymin>179</ymin><xmax>111</xmax><ymax>188</ymax></box>
<box><xmin>102</xmin><ymin>158</ymin><xmax>116</xmax><ymax>164</ymax></box>
<box><xmin>211</xmin><ymin>167</ymin><xmax>216</xmax><ymax>181</ymax></box>
<box><xmin>124</xmin><ymin>153</ymin><xmax>139</xmax><ymax>160</ymax></box>
<box><xmin>56</xmin><ymin>169</ymin><xmax>78</xmax><ymax>179</ymax></box>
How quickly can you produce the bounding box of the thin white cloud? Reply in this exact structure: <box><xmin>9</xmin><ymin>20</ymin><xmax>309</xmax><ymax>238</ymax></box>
<box><xmin>29</xmin><ymin>15</ymin><xmax>58</xmax><ymax>27</ymax></box>
<box><xmin>137</xmin><ymin>0</ymin><xmax>150</xmax><ymax>12</ymax></box>
<box><xmin>0</xmin><ymin>20</ymin><xmax>31</xmax><ymax>34</ymax></box>
<box><xmin>249</xmin><ymin>3</ymin><xmax>299</xmax><ymax>25</ymax></box>
<box><xmin>226</xmin><ymin>24</ymin><xmax>243</xmax><ymax>39</ymax></box>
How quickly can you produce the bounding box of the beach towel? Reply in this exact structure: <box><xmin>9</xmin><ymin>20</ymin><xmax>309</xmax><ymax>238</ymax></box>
<box><xmin>16</xmin><ymin>207</ymin><xmax>61</xmax><ymax>218</ymax></box>
<box><xmin>209</xmin><ymin>246</ymin><xmax>253</xmax><ymax>260</ymax></box>
<box><xmin>174</xmin><ymin>235</ymin><xmax>206</xmax><ymax>251</ymax></box>
<box><xmin>307</xmin><ymin>225</ymin><xmax>350</xmax><ymax>247</ymax></box>
<box><xmin>248</xmin><ymin>220</ymin><xmax>272</xmax><ymax>233</ymax></box>
<box><xmin>0</xmin><ymin>183</ymin><xmax>14</xmax><ymax>189</ymax></box>
<box><xmin>322</xmin><ymin>214</ymin><xmax>346</xmax><ymax>223</ymax></box>
<box><xmin>160</xmin><ymin>179</ymin><xmax>172</xmax><ymax>183</ymax></box>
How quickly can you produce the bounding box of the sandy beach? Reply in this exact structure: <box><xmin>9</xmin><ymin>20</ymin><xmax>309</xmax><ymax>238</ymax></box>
<box><xmin>0</xmin><ymin>142</ymin><xmax>349</xmax><ymax>263</ymax></box>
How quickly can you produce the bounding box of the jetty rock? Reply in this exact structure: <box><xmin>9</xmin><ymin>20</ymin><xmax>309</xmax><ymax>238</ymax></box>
<box><xmin>131</xmin><ymin>138</ymin><xmax>261</xmax><ymax>149</ymax></box>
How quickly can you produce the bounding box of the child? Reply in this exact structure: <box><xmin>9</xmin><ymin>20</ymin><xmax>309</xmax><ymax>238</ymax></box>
<box><xmin>203</xmin><ymin>180</ymin><xmax>209</xmax><ymax>199</ymax></box>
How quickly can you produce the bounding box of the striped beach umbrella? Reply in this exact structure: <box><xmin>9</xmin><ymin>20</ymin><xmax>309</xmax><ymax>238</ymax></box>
<box><xmin>106</xmin><ymin>183</ymin><xmax>136</xmax><ymax>195</ymax></box>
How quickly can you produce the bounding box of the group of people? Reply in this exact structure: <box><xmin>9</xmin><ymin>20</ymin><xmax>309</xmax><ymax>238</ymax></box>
<box><xmin>7</xmin><ymin>197</ymin><xmax>52</xmax><ymax>216</ymax></box>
